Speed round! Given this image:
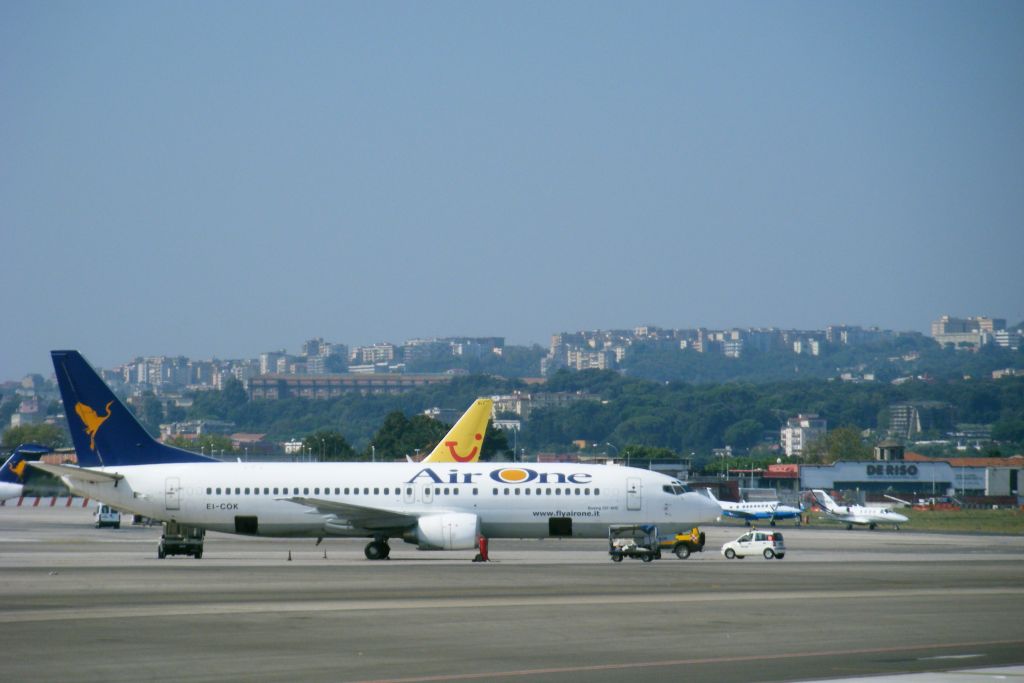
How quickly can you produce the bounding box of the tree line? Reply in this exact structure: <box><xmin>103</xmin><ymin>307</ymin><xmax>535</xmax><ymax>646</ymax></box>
<box><xmin>3</xmin><ymin>340</ymin><xmax>1021</xmax><ymax>467</ymax></box>
<box><xmin>158</xmin><ymin>369</ymin><xmax>1024</xmax><ymax>466</ymax></box>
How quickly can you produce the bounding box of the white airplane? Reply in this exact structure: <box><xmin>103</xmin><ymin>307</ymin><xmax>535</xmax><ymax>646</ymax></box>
<box><xmin>810</xmin><ymin>489</ymin><xmax>909</xmax><ymax>530</ymax></box>
<box><xmin>0</xmin><ymin>444</ymin><xmax>49</xmax><ymax>500</ymax></box>
<box><xmin>33</xmin><ymin>350</ymin><xmax>721</xmax><ymax>560</ymax></box>
<box><xmin>704</xmin><ymin>488</ymin><xmax>803</xmax><ymax>526</ymax></box>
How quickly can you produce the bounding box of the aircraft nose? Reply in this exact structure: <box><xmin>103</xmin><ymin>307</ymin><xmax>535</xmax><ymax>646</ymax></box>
<box><xmin>697</xmin><ymin>493</ymin><xmax>722</xmax><ymax>523</ymax></box>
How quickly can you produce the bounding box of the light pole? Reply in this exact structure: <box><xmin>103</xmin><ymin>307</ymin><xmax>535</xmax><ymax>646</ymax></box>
<box><xmin>605</xmin><ymin>442</ymin><xmax>620</xmax><ymax>465</ymax></box>
<box><xmin>320</xmin><ymin>439</ymin><xmax>325</xmax><ymax>462</ymax></box>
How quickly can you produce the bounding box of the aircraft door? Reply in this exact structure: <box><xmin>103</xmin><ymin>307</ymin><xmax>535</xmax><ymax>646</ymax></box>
<box><xmin>165</xmin><ymin>477</ymin><xmax>181</xmax><ymax>511</ymax></box>
<box><xmin>421</xmin><ymin>484</ymin><xmax>433</xmax><ymax>504</ymax></box>
<box><xmin>626</xmin><ymin>477</ymin><xmax>642</xmax><ymax>511</ymax></box>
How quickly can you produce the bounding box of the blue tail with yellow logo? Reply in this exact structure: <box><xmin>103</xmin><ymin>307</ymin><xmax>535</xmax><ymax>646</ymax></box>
<box><xmin>1</xmin><ymin>444</ymin><xmax>48</xmax><ymax>483</ymax></box>
<box><xmin>1</xmin><ymin>443</ymin><xmax>49</xmax><ymax>499</ymax></box>
<box><xmin>51</xmin><ymin>350</ymin><xmax>214</xmax><ymax>467</ymax></box>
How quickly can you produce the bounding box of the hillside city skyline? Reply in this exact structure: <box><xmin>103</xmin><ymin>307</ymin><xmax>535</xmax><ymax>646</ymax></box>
<box><xmin>5</xmin><ymin>312</ymin><xmax>1022</xmax><ymax>461</ymax></box>
<box><xmin>5</xmin><ymin>313</ymin><xmax>1021</xmax><ymax>386</ymax></box>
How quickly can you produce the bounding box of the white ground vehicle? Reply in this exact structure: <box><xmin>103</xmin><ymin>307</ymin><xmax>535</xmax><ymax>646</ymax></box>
<box><xmin>94</xmin><ymin>504</ymin><xmax>121</xmax><ymax>529</ymax></box>
<box><xmin>721</xmin><ymin>529</ymin><xmax>785</xmax><ymax>560</ymax></box>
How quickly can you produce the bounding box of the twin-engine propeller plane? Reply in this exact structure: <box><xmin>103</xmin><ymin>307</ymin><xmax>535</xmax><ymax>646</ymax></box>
<box><xmin>33</xmin><ymin>351</ymin><xmax>721</xmax><ymax>560</ymax></box>
<box><xmin>704</xmin><ymin>488</ymin><xmax>803</xmax><ymax>526</ymax></box>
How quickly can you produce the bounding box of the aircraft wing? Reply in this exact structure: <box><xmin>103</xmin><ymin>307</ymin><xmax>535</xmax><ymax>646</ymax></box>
<box><xmin>284</xmin><ymin>497</ymin><xmax>418</xmax><ymax>531</ymax></box>
<box><xmin>28</xmin><ymin>462</ymin><xmax>124</xmax><ymax>484</ymax></box>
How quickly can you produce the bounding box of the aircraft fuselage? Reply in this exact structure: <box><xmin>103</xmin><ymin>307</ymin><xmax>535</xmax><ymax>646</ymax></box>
<box><xmin>58</xmin><ymin>461</ymin><xmax>722</xmax><ymax>540</ymax></box>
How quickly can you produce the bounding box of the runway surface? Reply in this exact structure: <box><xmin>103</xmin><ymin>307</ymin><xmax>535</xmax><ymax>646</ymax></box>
<box><xmin>1</xmin><ymin>505</ymin><xmax>1022</xmax><ymax>682</ymax></box>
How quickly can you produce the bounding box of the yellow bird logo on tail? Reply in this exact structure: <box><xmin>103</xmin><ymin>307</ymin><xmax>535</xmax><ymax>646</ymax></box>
<box><xmin>75</xmin><ymin>401</ymin><xmax>113</xmax><ymax>451</ymax></box>
<box><xmin>8</xmin><ymin>460</ymin><xmax>26</xmax><ymax>480</ymax></box>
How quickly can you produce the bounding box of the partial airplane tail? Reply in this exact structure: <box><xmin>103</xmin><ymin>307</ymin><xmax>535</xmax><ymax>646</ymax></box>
<box><xmin>1</xmin><ymin>443</ymin><xmax>48</xmax><ymax>484</ymax></box>
<box><xmin>703</xmin><ymin>487</ymin><xmax>720</xmax><ymax>502</ymax></box>
<box><xmin>811</xmin><ymin>489</ymin><xmax>840</xmax><ymax>512</ymax></box>
<box><xmin>0</xmin><ymin>443</ymin><xmax>50</xmax><ymax>499</ymax></box>
<box><xmin>422</xmin><ymin>399</ymin><xmax>494</xmax><ymax>463</ymax></box>
<box><xmin>51</xmin><ymin>350</ymin><xmax>214</xmax><ymax>467</ymax></box>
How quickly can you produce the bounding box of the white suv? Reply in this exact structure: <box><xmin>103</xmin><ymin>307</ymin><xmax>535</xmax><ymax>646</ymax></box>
<box><xmin>721</xmin><ymin>529</ymin><xmax>785</xmax><ymax>560</ymax></box>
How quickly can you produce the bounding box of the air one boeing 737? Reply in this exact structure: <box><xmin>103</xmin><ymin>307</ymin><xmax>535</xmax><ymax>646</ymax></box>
<box><xmin>32</xmin><ymin>351</ymin><xmax>721</xmax><ymax>560</ymax></box>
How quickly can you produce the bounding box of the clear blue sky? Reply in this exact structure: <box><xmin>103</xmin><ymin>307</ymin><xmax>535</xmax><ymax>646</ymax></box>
<box><xmin>2</xmin><ymin>2</ymin><xmax>1022</xmax><ymax>379</ymax></box>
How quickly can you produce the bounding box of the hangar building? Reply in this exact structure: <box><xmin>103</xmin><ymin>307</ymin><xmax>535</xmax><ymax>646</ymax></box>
<box><xmin>800</xmin><ymin>442</ymin><xmax>1023</xmax><ymax>499</ymax></box>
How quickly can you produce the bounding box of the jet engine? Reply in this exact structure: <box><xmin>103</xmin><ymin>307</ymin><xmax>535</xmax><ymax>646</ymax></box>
<box><xmin>403</xmin><ymin>513</ymin><xmax>479</xmax><ymax>550</ymax></box>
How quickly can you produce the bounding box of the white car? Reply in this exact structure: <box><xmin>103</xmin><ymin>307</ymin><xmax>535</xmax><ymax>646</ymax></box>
<box><xmin>721</xmin><ymin>529</ymin><xmax>785</xmax><ymax>560</ymax></box>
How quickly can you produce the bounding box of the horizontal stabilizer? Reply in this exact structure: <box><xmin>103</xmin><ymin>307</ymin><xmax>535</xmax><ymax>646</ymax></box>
<box><xmin>28</xmin><ymin>462</ymin><xmax>124</xmax><ymax>484</ymax></box>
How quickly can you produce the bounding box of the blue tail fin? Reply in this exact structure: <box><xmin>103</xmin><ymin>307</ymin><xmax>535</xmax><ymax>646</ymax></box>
<box><xmin>51</xmin><ymin>350</ymin><xmax>214</xmax><ymax>466</ymax></box>
<box><xmin>1</xmin><ymin>444</ymin><xmax>48</xmax><ymax>484</ymax></box>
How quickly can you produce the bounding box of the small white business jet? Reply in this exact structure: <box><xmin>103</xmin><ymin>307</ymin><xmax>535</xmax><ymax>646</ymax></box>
<box><xmin>811</xmin><ymin>489</ymin><xmax>909</xmax><ymax>530</ymax></box>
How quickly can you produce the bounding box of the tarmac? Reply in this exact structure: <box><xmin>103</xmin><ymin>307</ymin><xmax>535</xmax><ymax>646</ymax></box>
<box><xmin>1</xmin><ymin>504</ymin><xmax>1022</xmax><ymax>682</ymax></box>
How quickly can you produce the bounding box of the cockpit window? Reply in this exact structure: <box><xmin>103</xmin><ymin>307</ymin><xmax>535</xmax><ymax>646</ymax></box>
<box><xmin>663</xmin><ymin>482</ymin><xmax>691</xmax><ymax>495</ymax></box>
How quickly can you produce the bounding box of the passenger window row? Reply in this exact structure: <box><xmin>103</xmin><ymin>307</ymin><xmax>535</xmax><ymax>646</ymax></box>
<box><xmin>492</xmin><ymin>487</ymin><xmax>599</xmax><ymax>496</ymax></box>
<box><xmin>202</xmin><ymin>485</ymin><xmax>601</xmax><ymax>498</ymax></box>
<box><xmin>205</xmin><ymin>486</ymin><xmax>399</xmax><ymax>496</ymax></box>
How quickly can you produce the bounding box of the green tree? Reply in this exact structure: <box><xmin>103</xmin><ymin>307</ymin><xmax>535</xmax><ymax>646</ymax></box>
<box><xmin>801</xmin><ymin>426</ymin><xmax>871</xmax><ymax>464</ymax></box>
<box><xmin>221</xmin><ymin>377</ymin><xmax>249</xmax><ymax>412</ymax></box>
<box><xmin>189</xmin><ymin>377</ymin><xmax>248</xmax><ymax>422</ymax></box>
<box><xmin>481</xmin><ymin>421</ymin><xmax>510</xmax><ymax>460</ymax></box>
<box><xmin>724</xmin><ymin>418</ymin><xmax>765</xmax><ymax>450</ymax></box>
<box><xmin>622</xmin><ymin>445</ymin><xmax>678</xmax><ymax>461</ymax></box>
<box><xmin>2</xmin><ymin>423</ymin><xmax>68</xmax><ymax>449</ymax></box>
<box><xmin>992</xmin><ymin>418</ymin><xmax>1024</xmax><ymax>445</ymax></box>
<box><xmin>303</xmin><ymin>430</ymin><xmax>355</xmax><ymax>461</ymax></box>
<box><xmin>137</xmin><ymin>393</ymin><xmax>164</xmax><ymax>436</ymax></box>
<box><xmin>165</xmin><ymin>434</ymin><xmax>236</xmax><ymax>456</ymax></box>
<box><xmin>367</xmin><ymin>411</ymin><xmax>450</xmax><ymax>460</ymax></box>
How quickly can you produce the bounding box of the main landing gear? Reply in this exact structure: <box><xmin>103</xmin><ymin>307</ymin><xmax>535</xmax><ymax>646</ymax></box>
<box><xmin>364</xmin><ymin>538</ymin><xmax>391</xmax><ymax>560</ymax></box>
